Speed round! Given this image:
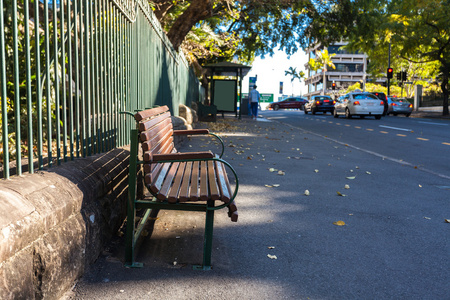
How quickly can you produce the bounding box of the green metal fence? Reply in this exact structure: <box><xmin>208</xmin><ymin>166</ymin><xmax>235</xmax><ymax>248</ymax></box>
<box><xmin>0</xmin><ymin>0</ymin><xmax>199</xmax><ymax>179</ymax></box>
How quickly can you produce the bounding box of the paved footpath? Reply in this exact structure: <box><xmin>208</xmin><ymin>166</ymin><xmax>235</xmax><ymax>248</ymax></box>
<box><xmin>65</xmin><ymin>114</ymin><xmax>450</xmax><ymax>300</ymax></box>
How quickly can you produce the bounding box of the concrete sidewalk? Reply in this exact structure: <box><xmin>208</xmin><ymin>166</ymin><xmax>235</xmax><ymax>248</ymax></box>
<box><xmin>65</xmin><ymin>114</ymin><xmax>450</xmax><ymax>299</ymax></box>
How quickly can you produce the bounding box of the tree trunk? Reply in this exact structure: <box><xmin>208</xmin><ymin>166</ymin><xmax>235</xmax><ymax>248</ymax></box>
<box><xmin>441</xmin><ymin>78</ymin><xmax>449</xmax><ymax>116</ymax></box>
<box><xmin>440</xmin><ymin>61</ymin><xmax>449</xmax><ymax>116</ymax></box>
<box><xmin>167</xmin><ymin>0</ymin><xmax>213</xmax><ymax>50</ymax></box>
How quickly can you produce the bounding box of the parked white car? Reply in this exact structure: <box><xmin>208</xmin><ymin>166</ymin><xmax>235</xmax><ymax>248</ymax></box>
<box><xmin>334</xmin><ymin>92</ymin><xmax>384</xmax><ymax>119</ymax></box>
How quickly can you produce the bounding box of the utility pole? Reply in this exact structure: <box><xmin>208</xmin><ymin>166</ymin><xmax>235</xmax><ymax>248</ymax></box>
<box><xmin>387</xmin><ymin>42</ymin><xmax>391</xmax><ymax>96</ymax></box>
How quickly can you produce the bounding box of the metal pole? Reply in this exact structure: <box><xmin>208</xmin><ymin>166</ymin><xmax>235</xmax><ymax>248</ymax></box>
<box><xmin>387</xmin><ymin>42</ymin><xmax>391</xmax><ymax>96</ymax></box>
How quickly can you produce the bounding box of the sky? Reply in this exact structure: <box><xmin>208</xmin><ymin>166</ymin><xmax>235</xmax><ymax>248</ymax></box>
<box><xmin>243</xmin><ymin>49</ymin><xmax>309</xmax><ymax>100</ymax></box>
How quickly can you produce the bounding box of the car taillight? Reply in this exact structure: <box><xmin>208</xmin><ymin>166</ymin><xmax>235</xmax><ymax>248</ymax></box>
<box><xmin>409</xmin><ymin>104</ymin><xmax>413</xmax><ymax>108</ymax></box>
<box><xmin>333</xmin><ymin>100</ymin><xmax>336</xmax><ymax>105</ymax></box>
<box><xmin>353</xmin><ymin>101</ymin><xmax>360</xmax><ymax>105</ymax></box>
<box><xmin>391</xmin><ymin>103</ymin><xmax>397</xmax><ymax>106</ymax></box>
<box><xmin>316</xmin><ymin>101</ymin><xmax>320</xmax><ymax>105</ymax></box>
<box><xmin>380</xmin><ymin>101</ymin><xmax>385</xmax><ymax>106</ymax></box>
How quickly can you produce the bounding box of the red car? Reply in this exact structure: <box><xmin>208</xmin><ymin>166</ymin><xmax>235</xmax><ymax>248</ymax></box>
<box><xmin>268</xmin><ymin>97</ymin><xmax>308</xmax><ymax>110</ymax></box>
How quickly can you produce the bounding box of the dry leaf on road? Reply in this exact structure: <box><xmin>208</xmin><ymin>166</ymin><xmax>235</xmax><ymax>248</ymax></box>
<box><xmin>304</xmin><ymin>190</ymin><xmax>310</xmax><ymax>196</ymax></box>
<box><xmin>333</xmin><ymin>221</ymin><xmax>346</xmax><ymax>226</ymax></box>
<box><xmin>267</xmin><ymin>254</ymin><xmax>277</xmax><ymax>259</ymax></box>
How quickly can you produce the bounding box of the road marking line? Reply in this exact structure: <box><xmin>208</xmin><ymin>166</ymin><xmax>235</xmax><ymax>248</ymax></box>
<box><xmin>418</xmin><ymin>121</ymin><xmax>448</xmax><ymax>126</ymax></box>
<box><xmin>443</xmin><ymin>142</ymin><xmax>450</xmax><ymax>146</ymax></box>
<box><xmin>397</xmin><ymin>134</ymin><xmax>407</xmax><ymax>137</ymax></box>
<box><xmin>379</xmin><ymin>125</ymin><xmax>412</xmax><ymax>132</ymax></box>
<box><xmin>417</xmin><ymin>138</ymin><xmax>429</xmax><ymax>141</ymax></box>
<box><xmin>355</xmin><ymin>126</ymin><xmax>361</xmax><ymax>129</ymax></box>
<box><xmin>345</xmin><ymin>124</ymin><xmax>351</xmax><ymax>127</ymax></box>
<box><xmin>366</xmin><ymin>129</ymin><xmax>374</xmax><ymax>131</ymax></box>
<box><xmin>380</xmin><ymin>131</ymin><xmax>389</xmax><ymax>134</ymax></box>
<box><xmin>336</xmin><ymin>123</ymin><xmax>341</xmax><ymax>125</ymax></box>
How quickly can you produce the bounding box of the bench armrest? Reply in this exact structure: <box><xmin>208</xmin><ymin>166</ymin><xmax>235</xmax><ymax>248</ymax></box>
<box><xmin>149</xmin><ymin>151</ymin><xmax>214</xmax><ymax>162</ymax></box>
<box><xmin>173</xmin><ymin>130</ymin><xmax>225</xmax><ymax>158</ymax></box>
<box><xmin>173</xmin><ymin>129</ymin><xmax>210</xmax><ymax>135</ymax></box>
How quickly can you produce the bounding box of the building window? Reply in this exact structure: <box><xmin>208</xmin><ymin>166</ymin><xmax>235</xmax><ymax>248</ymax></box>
<box><xmin>332</xmin><ymin>63</ymin><xmax>364</xmax><ymax>73</ymax></box>
<box><xmin>328</xmin><ymin>45</ymin><xmax>360</xmax><ymax>55</ymax></box>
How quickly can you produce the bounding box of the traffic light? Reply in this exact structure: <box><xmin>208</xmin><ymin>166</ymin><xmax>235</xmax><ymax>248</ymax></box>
<box><xmin>402</xmin><ymin>71</ymin><xmax>407</xmax><ymax>81</ymax></box>
<box><xmin>397</xmin><ymin>72</ymin><xmax>402</xmax><ymax>81</ymax></box>
<box><xmin>332</xmin><ymin>82</ymin><xmax>336</xmax><ymax>90</ymax></box>
<box><xmin>387</xmin><ymin>68</ymin><xmax>393</xmax><ymax>79</ymax></box>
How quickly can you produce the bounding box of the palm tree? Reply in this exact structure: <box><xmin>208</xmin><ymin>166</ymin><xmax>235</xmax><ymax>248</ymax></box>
<box><xmin>285</xmin><ymin>67</ymin><xmax>306</xmax><ymax>96</ymax></box>
<box><xmin>308</xmin><ymin>49</ymin><xmax>336</xmax><ymax>95</ymax></box>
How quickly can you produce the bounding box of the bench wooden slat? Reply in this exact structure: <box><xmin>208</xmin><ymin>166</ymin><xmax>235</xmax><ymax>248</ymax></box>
<box><xmin>141</xmin><ymin>119</ymin><xmax>172</xmax><ymax>150</ymax></box>
<box><xmin>142</xmin><ymin>125</ymin><xmax>173</xmax><ymax>153</ymax></box>
<box><xmin>167</xmin><ymin>162</ymin><xmax>186</xmax><ymax>203</ymax></box>
<box><xmin>215</xmin><ymin>161</ymin><xmax>231</xmax><ymax>203</ymax></box>
<box><xmin>199</xmin><ymin>161</ymin><xmax>209</xmax><ymax>201</ymax></box>
<box><xmin>189</xmin><ymin>161</ymin><xmax>200</xmax><ymax>201</ymax></box>
<box><xmin>157</xmin><ymin>162</ymin><xmax>180</xmax><ymax>201</ymax></box>
<box><xmin>150</xmin><ymin>162</ymin><xmax>171</xmax><ymax>195</ymax></box>
<box><xmin>139</xmin><ymin>111</ymin><xmax>172</xmax><ymax>132</ymax></box>
<box><xmin>178</xmin><ymin>161</ymin><xmax>192</xmax><ymax>202</ymax></box>
<box><xmin>137</xmin><ymin>111</ymin><xmax>171</xmax><ymax>132</ymax></box>
<box><xmin>143</xmin><ymin>135</ymin><xmax>174</xmax><ymax>161</ymax></box>
<box><xmin>207</xmin><ymin>161</ymin><xmax>220</xmax><ymax>200</ymax></box>
<box><xmin>134</xmin><ymin>106</ymin><xmax>170</xmax><ymax>122</ymax></box>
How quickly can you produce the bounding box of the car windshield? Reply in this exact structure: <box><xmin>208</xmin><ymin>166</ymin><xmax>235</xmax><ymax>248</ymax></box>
<box><xmin>314</xmin><ymin>96</ymin><xmax>332</xmax><ymax>101</ymax></box>
<box><xmin>353</xmin><ymin>94</ymin><xmax>378</xmax><ymax>100</ymax></box>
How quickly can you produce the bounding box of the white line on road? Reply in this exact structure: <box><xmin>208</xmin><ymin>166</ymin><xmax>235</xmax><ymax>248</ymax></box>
<box><xmin>418</xmin><ymin>121</ymin><xmax>448</xmax><ymax>126</ymax></box>
<box><xmin>379</xmin><ymin>125</ymin><xmax>412</xmax><ymax>132</ymax></box>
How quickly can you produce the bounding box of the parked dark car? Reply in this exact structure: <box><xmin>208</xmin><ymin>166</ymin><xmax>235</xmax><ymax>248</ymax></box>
<box><xmin>267</xmin><ymin>97</ymin><xmax>308</xmax><ymax>110</ymax></box>
<box><xmin>304</xmin><ymin>95</ymin><xmax>336</xmax><ymax>114</ymax></box>
<box><xmin>370</xmin><ymin>92</ymin><xmax>389</xmax><ymax>115</ymax></box>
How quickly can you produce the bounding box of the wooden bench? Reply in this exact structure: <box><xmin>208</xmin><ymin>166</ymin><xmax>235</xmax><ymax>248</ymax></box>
<box><xmin>124</xmin><ymin>106</ymin><xmax>239</xmax><ymax>270</ymax></box>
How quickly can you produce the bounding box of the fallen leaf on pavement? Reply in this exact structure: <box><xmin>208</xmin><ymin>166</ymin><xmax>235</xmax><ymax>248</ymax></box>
<box><xmin>314</xmin><ymin>169</ymin><xmax>319</xmax><ymax>173</ymax></box>
<box><xmin>265</xmin><ymin>185</ymin><xmax>273</xmax><ymax>188</ymax></box>
<box><xmin>344</xmin><ymin>184</ymin><xmax>350</xmax><ymax>189</ymax></box>
<box><xmin>267</xmin><ymin>254</ymin><xmax>277</xmax><ymax>260</ymax></box>
<box><xmin>273</xmin><ymin>184</ymin><xmax>280</xmax><ymax>187</ymax></box>
<box><xmin>277</xmin><ymin>170</ymin><xmax>285</xmax><ymax>175</ymax></box>
<box><xmin>366</xmin><ymin>171</ymin><xmax>372</xmax><ymax>175</ymax></box>
<box><xmin>269</xmin><ymin>168</ymin><xmax>277</xmax><ymax>172</ymax></box>
<box><xmin>346</xmin><ymin>176</ymin><xmax>356</xmax><ymax>180</ymax></box>
<box><xmin>304</xmin><ymin>190</ymin><xmax>310</xmax><ymax>196</ymax></box>
<box><xmin>268</xmin><ymin>246</ymin><xmax>275</xmax><ymax>249</ymax></box>
<box><xmin>337</xmin><ymin>191</ymin><xmax>347</xmax><ymax>197</ymax></box>
<box><xmin>445</xmin><ymin>219</ymin><xmax>450</xmax><ymax>223</ymax></box>
<box><xmin>333</xmin><ymin>221</ymin><xmax>346</xmax><ymax>226</ymax></box>
<box><xmin>424</xmin><ymin>217</ymin><xmax>431</xmax><ymax>220</ymax></box>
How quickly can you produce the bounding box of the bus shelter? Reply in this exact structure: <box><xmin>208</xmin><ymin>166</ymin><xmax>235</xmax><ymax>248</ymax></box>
<box><xmin>203</xmin><ymin>62</ymin><xmax>251</xmax><ymax>119</ymax></box>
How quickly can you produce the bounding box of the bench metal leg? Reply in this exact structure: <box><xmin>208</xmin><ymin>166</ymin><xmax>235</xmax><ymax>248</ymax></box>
<box><xmin>125</xmin><ymin>129</ymin><xmax>143</xmax><ymax>268</ymax></box>
<box><xmin>193</xmin><ymin>203</ymin><xmax>214</xmax><ymax>270</ymax></box>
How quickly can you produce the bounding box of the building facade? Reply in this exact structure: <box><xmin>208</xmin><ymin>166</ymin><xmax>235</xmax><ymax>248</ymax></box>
<box><xmin>304</xmin><ymin>42</ymin><xmax>384</xmax><ymax>99</ymax></box>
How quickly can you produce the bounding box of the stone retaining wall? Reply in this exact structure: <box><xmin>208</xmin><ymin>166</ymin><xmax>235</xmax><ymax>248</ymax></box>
<box><xmin>0</xmin><ymin>148</ymin><xmax>130</xmax><ymax>299</ymax></box>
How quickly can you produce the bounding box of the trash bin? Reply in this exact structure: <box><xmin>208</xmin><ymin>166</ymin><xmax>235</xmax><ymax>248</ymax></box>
<box><xmin>241</xmin><ymin>96</ymin><xmax>250</xmax><ymax>115</ymax></box>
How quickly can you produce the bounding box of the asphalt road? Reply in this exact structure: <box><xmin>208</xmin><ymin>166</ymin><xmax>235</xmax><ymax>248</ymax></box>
<box><xmin>266</xmin><ymin>110</ymin><xmax>450</xmax><ymax>179</ymax></box>
<box><xmin>66</xmin><ymin>112</ymin><xmax>450</xmax><ymax>300</ymax></box>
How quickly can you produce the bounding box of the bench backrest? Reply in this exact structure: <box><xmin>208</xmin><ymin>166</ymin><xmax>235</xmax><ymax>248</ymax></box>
<box><xmin>134</xmin><ymin>106</ymin><xmax>176</xmax><ymax>186</ymax></box>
